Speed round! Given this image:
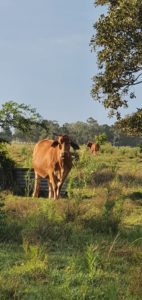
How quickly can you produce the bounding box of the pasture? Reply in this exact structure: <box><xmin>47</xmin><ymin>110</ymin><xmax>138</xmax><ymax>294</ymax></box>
<box><xmin>0</xmin><ymin>143</ymin><xmax>142</xmax><ymax>299</ymax></box>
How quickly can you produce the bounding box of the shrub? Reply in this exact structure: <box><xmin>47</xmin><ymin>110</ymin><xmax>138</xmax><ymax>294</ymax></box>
<box><xmin>67</xmin><ymin>147</ymin><xmax>109</xmax><ymax>192</ymax></box>
<box><xmin>0</xmin><ymin>143</ymin><xmax>15</xmax><ymax>189</ymax></box>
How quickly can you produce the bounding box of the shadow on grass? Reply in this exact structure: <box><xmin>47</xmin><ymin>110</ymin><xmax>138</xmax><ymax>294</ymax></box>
<box><xmin>127</xmin><ymin>191</ymin><xmax>142</xmax><ymax>202</ymax></box>
<box><xmin>118</xmin><ymin>174</ymin><xmax>142</xmax><ymax>186</ymax></box>
<box><xmin>91</xmin><ymin>169</ymin><xmax>115</xmax><ymax>186</ymax></box>
<box><xmin>120</xmin><ymin>224</ymin><xmax>142</xmax><ymax>244</ymax></box>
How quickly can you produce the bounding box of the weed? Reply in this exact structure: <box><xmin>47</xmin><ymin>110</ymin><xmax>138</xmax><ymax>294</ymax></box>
<box><xmin>25</xmin><ymin>169</ymin><xmax>34</xmax><ymax>197</ymax></box>
<box><xmin>85</xmin><ymin>244</ymin><xmax>101</xmax><ymax>282</ymax></box>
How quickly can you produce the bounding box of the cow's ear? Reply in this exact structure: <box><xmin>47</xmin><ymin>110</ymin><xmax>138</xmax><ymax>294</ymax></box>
<box><xmin>51</xmin><ymin>140</ymin><xmax>59</xmax><ymax>147</ymax></box>
<box><xmin>87</xmin><ymin>142</ymin><xmax>92</xmax><ymax>148</ymax></box>
<box><xmin>71</xmin><ymin>141</ymin><xmax>80</xmax><ymax>150</ymax></box>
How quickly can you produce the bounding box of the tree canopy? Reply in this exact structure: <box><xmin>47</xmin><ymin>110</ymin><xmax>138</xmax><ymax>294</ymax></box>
<box><xmin>116</xmin><ymin>108</ymin><xmax>142</xmax><ymax>136</ymax></box>
<box><xmin>0</xmin><ymin>101</ymin><xmax>43</xmax><ymax>138</ymax></box>
<box><xmin>91</xmin><ymin>0</ymin><xmax>142</xmax><ymax>118</ymax></box>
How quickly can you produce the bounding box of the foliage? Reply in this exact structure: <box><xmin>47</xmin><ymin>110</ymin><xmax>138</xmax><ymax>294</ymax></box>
<box><xmin>0</xmin><ymin>143</ymin><xmax>15</xmax><ymax>169</ymax></box>
<box><xmin>0</xmin><ymin>143</ymin><xmax>15</xmax><ymax>189</ymax></box>
<box><xmin>116</xmin><ymin>108</ymin><xmax>142</xmax><ymax>136</ymax></box>
<box><xmin>95</xmin><ymin>133</ymin><xmax>108</xmax><ymax>144</ymax></box>
<box><xmin>0</xmin><ymin>125</ymin><xmax>12</xmax><ymax>142</ymax></box>
<box><xmin>24</xmin><ymin>169</ymin><xmax>34</xmax><ymax>197</ymax></box>
<box><xmin>91</xmin><ymin>0</ymin><xmax>142</xmax><ymax>118</ymax></box>
<box><xmin>6</xmin><ymin>143</ymin><xmax>33</xmax><ymax>168</ymax></box>
<box><xmin>67</xmin><ymin>145</ymin><xmax>118</xmax><ymax>195</ymax></box>
<box><xmin>11</xmin><ymin>117</ymin><xmax>142</xmax><ymax>147</ymax></box>
<box><xmin>0</xmin><ymin>101</ymin><xmax>42</xmax><ymax>136</ymax></box>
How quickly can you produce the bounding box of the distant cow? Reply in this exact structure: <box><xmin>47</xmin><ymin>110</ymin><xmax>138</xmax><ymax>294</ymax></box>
<box><xmin>32</xmin><ymin>135</ymin><xmax>79</xmax><ymax>199</ymax></box>
<box><xmin>87</xmin><ymin>142</ymin><xmax>100</xmax><ymax>155</ymax></box>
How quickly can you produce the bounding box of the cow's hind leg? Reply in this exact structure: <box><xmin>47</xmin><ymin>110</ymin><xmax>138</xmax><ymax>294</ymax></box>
<box><xmin>32</xmin><ymin>172</ymin><xmax>40</xmax><ymax>197</ymax></box>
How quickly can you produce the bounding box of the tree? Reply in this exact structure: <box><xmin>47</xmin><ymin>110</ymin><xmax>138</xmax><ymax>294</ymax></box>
<box><xmin>100</xmin><ymin>124</ymin><xmax>114</xmax><ymax>143</ymax></box>
<box><xmin>95</xmin><ymin>133</ymin><xmax>108</xmax><ymax>145</ymax></box>
<box><xmin>0</xmin><ymin>101</ymin><xmax>44</xmax><ymax>186</ymax></box>
<box><xmin>116</xmin><ymin>108</ymin><xmax>142</xmax><ymax>136</ymax></box>
<box><xmin>0</xmin><ymin>101</ymin><xmax>42</xmax><ymax>138</ymax></box>
<box><xmin>0</xmin><ymin>125</ymin><xmax>12</xmax><ymax>142</ymax></box>
<box><xmin>91</xmin><ymin>0</ymin><xmax>142</xmax><ymax>118</ymax></box>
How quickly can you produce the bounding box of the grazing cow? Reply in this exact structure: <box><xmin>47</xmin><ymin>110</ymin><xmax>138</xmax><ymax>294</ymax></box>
<box><xmin>32</xmin><ymin>135</ymin><xmax>79</xmax><ymax>199</ymax></box>
<box><xmin>87</xmin><ymin>142</ymin><xmax>100</xmax><ymax>155</ymax></box>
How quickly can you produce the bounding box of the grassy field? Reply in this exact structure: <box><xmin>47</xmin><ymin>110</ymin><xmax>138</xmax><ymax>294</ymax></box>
<box><xmin>0</xmin><ymin>143</ymin><xmax>142</xmax><ymax>299</ymax></box>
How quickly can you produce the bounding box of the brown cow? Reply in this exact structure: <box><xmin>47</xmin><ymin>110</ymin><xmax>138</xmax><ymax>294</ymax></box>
<box><xmin>87</xmin><ymin>142</ymin><xmax>100</xmax><ymax>155</ymax></box>
<box><xmin>32</xmin><ymin>135</ymin><xmax>79</xmax><ymax>199</ymax></box>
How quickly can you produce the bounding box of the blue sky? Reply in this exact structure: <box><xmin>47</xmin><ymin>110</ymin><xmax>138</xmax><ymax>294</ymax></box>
<box><xmin>0</xmin><ymin>0</ymin><xmax>141</xmax><ymax>126</ymax></box>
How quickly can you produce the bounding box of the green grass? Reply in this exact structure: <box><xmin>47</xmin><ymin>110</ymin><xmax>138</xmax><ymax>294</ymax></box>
<box><xmin>0</xmin><ymin>143</ymin><xmax>142</xmax><ymax>299</ymax></box>
<box><xmin>0</xmin><ymin>194</ymin><xmax>141</xmax><ymax>300</ymax></box>
<box><xmin>7</xmin><ymin>143</ymin><xmax>33</xmax><ymax>168</ymax></box>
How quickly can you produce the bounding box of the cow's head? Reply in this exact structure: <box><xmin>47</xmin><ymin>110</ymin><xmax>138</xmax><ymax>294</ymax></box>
<box><xmin>51</xmin><ymin>135</ymin><xmax>79</xmax><ymax>159</ymax></box>
<box><xmin>87</xmin><ymin>142</ymin><xmax>93</xmax><ymax>148</ymax></box>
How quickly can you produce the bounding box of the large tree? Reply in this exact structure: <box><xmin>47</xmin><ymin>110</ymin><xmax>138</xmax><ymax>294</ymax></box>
<box><xmin>0</xmin><ymin>101</ymin><xmax>44</xmax><ymax>179</ymax></box>
<box><xmin>91</xmin><ymin>0</ymin><xmax>142</xmax><ymax>118</ymax></box>
<box><xmin>0</xmin><ymin>101</ymin><xmax>43</xmax><ymax>138</ymax></box>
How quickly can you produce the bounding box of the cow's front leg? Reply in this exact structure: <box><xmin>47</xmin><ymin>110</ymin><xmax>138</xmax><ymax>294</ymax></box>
<box><xmin>49</xmin><ymin>172</ymin><xmax>58</xmax><ymax>200</ymax></box>
<box><xmin>57</xmin><ymin>169</ymin><xmax>70</xmax><ymax>198</ymax></box>
<box><xmin>48</xmin><ymin>181</ymin><xmax>54</xmax><ymax>198</ymax></box>
<box><xmin>57</xmin><ymin>180</ymin><xmax>62</xmax><ymax>198</ymax></box>
<box><xmin>32</xmin><ymin>172</ymin><xmax>40</xmax><ymax>197</ymax></box>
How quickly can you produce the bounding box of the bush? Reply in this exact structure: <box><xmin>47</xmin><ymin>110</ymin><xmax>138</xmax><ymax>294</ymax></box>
<box><xmin>67</xmin><ymin>147</ymin><xmax>109</xmax><ymax>192</ymax></box>
<box><xmin>0</xmin><ymin>143</ymin><xmax>15</xmax><ymax>189</ymax></box>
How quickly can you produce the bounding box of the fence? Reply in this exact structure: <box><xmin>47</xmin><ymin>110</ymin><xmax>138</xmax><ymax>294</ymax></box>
<box><xmin>0</xmin><ymin>168</ymin><xmax>67</xmax><ymax>197</ymax></box>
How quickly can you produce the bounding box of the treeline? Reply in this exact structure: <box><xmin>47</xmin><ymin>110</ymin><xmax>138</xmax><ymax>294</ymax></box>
<box><xmin>0</xmin><ymin>117</ymin><xmax>142</xmax><ymax>147</ymax></box>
